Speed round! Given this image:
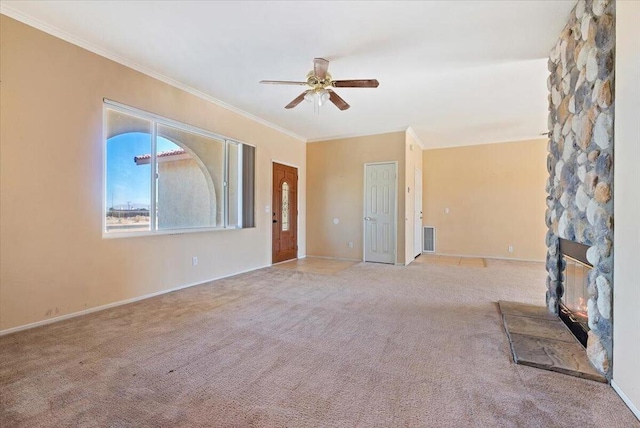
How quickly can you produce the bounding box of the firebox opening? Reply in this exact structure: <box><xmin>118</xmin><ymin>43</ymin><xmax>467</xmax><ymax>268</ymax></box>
<box><xmin>559</xmin><ymin>303</ymin><xmax>589</xmax><ymax>347</ymax></box>
<box><xmin>558</xmin><ymin>238</ymin><xmax>592</xmax><ymax>348</ymax></box>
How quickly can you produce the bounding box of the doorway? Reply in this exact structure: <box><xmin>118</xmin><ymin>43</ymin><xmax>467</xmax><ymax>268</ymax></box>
<box><xmin>272</xmin><ymin>162</ymin><xmax>298</xmax><ymax>264</ymax></box>
<box><xmin>363</xmin><ymin>162</ymin><xmax>397</xmax><ymax>264</ymax></box>
<box><xmin>414</xmin><ymin>167</ymin><xmax>423</xmax><ymax>257</ymax></box>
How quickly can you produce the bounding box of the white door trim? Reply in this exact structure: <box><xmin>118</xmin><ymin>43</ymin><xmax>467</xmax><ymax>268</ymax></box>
<box><xmin>414</xmin><ymin>167</ymin><xmax>423</xmax><ymax>258</ymax></box>
<box><xmin>363</xmin><ymin>161</ymin><xmax>398</xmax><ymax>264</ymax></box>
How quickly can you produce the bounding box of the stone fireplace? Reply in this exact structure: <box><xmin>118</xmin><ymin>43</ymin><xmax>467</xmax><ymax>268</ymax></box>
<box><xmin>545</xmin><ymin>0</ymin><xmax>615</xmax><ymax>378</ymax></box>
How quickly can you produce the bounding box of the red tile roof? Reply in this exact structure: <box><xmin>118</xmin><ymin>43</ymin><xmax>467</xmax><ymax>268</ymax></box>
<box><xmin>134</xmin><ymin>148</ymin><xmax>186</xmax><ymax>163</ymax></box>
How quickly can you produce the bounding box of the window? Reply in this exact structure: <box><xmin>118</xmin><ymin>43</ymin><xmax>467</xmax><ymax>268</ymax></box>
<box><xmin>281</xmin><ymin>182</ymin><xmax>290</xmax><ymax>232</ymax></box>
<box><xmin>104</xmin><ymin>101</ymin><xmax>255</xmax><ymax>236</ymax></box>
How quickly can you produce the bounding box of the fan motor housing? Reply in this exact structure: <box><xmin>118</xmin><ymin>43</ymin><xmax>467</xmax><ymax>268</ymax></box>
<box><xmin>306</xmin><ymin>71</ymin><xmax>332</xmax><ymax>90</ymax></box>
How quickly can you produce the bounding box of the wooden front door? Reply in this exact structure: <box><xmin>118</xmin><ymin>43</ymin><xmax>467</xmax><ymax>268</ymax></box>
<box><xmin>272</xmin><ymin>163</ymin><xmax>298</xmax><ymax>263</ymax></box>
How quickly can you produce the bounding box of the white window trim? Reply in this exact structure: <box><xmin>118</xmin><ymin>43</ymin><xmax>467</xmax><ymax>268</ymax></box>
<box><xmin>102</xmin><ymin>99</ymin><xmax>255</xmax><ymax>239</ymax></box>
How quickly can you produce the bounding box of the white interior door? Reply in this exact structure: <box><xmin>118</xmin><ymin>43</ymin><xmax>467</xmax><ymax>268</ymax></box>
<box><xmin>364</xmin><ymin>163</ymin><xmax>396</xmax><ymax>264</ymax></box>
<box><xmin>414</xmin><ymin>167</ymin><xmax>423</xmax><ymax>257</ymax></box>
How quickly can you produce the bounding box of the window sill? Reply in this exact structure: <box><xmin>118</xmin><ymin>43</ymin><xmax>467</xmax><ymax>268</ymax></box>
<box><xmin>102</xmin><ymin>225</ymin><xmax>245</xmax><ymax>239</ymax></box>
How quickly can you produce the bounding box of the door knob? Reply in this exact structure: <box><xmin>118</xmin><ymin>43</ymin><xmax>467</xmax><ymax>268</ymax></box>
<box><xmin>364</xmin><ymin>217</ymin><xmax>372</xmax><ymax>221</ymax></box>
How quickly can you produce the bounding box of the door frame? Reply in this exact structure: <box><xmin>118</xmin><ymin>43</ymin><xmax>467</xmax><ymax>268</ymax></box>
<box><xmin>414</xmin><ymin>166</ymin><xmax>423</xmax><ymax>258</ymax></box>
<box><xmin>271</xmin><ymin>159</ymin><xmax>301</xmax><ymax>264</ymax></box>
<box><xmin>362</xmin><ymin>161</ymin><xmax>399</xmax><ymax>264</ymax></box>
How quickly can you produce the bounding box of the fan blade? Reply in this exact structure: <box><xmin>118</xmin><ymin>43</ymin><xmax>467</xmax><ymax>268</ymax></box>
<box><xmin>285</xmin><ymin>91</ymin><xmax>310</xmax><ymax>109</ymax></box>
<box><xmin>260</xmin><ymin>80</ymin><xmax>308</xmax><ymax>85</ymax></box>
<box><xmin>314</xmin><ymin>58</ymin><xmax>329</xmax><ymax>80</ymax></box>
<box><xmin>327</xmin><ymin>89</ymin><xmax>350</xmax><ymax>111</ymax></box>
<box><xmin>332</xmin><ymin>79</ymin><xmax>379</xmax><ymax>88</ymax></box>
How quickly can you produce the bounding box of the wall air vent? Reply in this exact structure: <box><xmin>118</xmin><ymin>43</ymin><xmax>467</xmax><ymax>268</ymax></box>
<box><xmin>423</xmin><ymin>226</ymin><xmax>435</xmax><ymax>253</ymax></box>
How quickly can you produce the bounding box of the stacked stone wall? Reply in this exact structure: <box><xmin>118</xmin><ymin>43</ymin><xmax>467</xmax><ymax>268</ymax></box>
<box><xmin>546</xmin><ymin>0</ymin><xmax>615</xmax><ymax>377</ymax></box>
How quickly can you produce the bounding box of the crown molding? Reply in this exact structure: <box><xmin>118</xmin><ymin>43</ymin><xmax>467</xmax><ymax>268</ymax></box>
<box><xmin>0</xmin><ymin>6</ymin><xmax>307</xmax><ymax>143</ymax></box>
<box><xmin>306</xmin><ymin>127</ymin><xmax>408</xmax><ymax>143</ymax></box>
<box><xmin>422</xmin><ymin>134</ymin><xmax>548</xmax><ymax>150</ymax></box>
<box><xmin>307</xmin><ymin>126</ymin><xmax>427</xmax><ymax>147</ymax></box>
<box><xmin>406</xmin><ymin>126</ymin><xmax>426</xmax><ymax>150</ymax></box>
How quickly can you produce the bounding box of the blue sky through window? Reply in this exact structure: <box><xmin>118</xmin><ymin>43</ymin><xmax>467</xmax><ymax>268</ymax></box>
<box><xmin>106</xmin><ymin>133</ymin><xmax>178</xmax><ymax>210</ymax></box>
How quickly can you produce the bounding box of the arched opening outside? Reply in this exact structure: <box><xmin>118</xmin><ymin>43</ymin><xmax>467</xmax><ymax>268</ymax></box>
<box><xmin>106</xmin><ymin>129</ymin><xmax>218</xmax><ymax>232</ymax></box>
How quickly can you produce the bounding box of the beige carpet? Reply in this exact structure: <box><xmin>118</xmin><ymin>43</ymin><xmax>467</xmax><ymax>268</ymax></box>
<box><xmin>273</xmin><ymin>257</ymin><xmax>358</xmax><ymax>274</ymax></box>
<box><xmin>1</xmin><ymin>260</ymin><xmax>637</xmax><ymax>427</ymax></box>
<box><xmin>414</xmin><ymin>254</ymin><xmax>487</xmax><ymax>267</ymax></box>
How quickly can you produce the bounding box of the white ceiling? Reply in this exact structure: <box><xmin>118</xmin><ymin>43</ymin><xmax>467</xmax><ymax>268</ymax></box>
<box><xmin>1</xmin><ymin>1</ymin><xmax>574</xmax><ymax>148</ymax></box>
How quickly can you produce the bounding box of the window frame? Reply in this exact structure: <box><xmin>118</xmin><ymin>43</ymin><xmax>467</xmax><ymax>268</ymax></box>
<box><xmin>102</xmin><ymin>99</ymin><xmax>255</xmax><ymax>239</ymax></box>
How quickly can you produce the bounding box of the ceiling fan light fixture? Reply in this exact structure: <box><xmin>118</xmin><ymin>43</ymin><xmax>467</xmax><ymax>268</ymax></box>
<box><xmin>304</xmin><ymin>91</ymin><xmax>315</xmax><ymax>103</ymax></box>
<box><xmin>319</xmin><ymin>89</ymin><xmax>330</xmax><ymax>105</ymax></box>
<box><xmin>303</xmin><ymin>89</ymin><xmax>330</xmax><ymax>113</ymax></box>
<box><xmin>262</xmin><ymin>58</ymin><xmax>378</xmax><ymax>111</ymax></box>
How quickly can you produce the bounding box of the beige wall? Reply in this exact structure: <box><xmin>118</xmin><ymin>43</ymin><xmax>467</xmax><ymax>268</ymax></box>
<box><xmin>306</xmin><ymin>132</ymin><xmax>406</xmax><ymax>262</ymax></box>
<box><xmin>0</xmin><ymin>16</ymin><xmax>306</xmax><ymax>331</ymax></box>
<box><xmin>422</xmin><ymin>139</ymin><xmax>547</xmax><ymax>261</ymax></box>
<box><xmin>612</xmin><ymin>0</ymin><xmax>640</xmax><ymax>416</ymax></box>
<box><xmin>404</xmin><ymin>132</ymin><xmax>424</xmax><ymax>264</ymax></box>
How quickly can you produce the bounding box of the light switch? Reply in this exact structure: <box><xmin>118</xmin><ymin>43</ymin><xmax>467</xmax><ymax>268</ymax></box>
<box><xmin>265</xmin><ymin>205</ymin><xmax>270</xmax><ymax>213</ymax></box>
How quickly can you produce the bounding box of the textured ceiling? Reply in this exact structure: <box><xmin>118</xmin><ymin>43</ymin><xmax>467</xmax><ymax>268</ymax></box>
<box><xmin>1</xmin><ymin>1</ymin><xmax>574</xmax><ymax>147</ymax></box>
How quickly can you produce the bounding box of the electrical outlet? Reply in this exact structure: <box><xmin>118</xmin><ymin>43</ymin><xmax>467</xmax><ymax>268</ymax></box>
<box><xmin>508</xmin><ymin>246</ymin><xmax>514</xmax><ymax>253</ymax></box>
<box><xmin>348</xmin><ymin>242</ymin><xmax>354</xmax><ymax>248</ymax></box>
<box><xmin>445</xmin><ymin>208</ymin><xmax>450</xmax><ymax>214</ymax></box>
<box><xmin>192</xmin><ymin>256</ymin><xmax>198</xmax><ymax>266</ymax></box>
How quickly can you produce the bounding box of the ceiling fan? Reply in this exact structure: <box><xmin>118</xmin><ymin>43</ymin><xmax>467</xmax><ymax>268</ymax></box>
<box><xmin>260</xmin><ymin>58</ymin><xmax>379</xmax><ymax>111</ymax></box>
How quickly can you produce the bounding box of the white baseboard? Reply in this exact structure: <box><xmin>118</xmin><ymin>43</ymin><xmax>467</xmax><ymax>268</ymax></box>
<box><xmin>612</xmin><ymin>380</ymin><xmax>640</xmax><ymax>420</ymax></box>
<box><xmin>305</xmin><ymin>254</ymin><xmax>362</xmax><ymax>262</ymax></box>
<box><xmin>0</xmin><ymin>264</ymin><xmax>270</xmax><ymax>337</ymax></box>
<box><xmin>286</xmin><ymin>253</ymin><xmax>540</xmax><ymax>265</ymax></box>
<box><xmin>271</xmin><ymin>259</ymin><xmax>296</xmax><ymax>266</ymax></box>
<box><xmin>431</xmin><ymin>252</ymin><xmax>545</xmax><ymax>263</ymax></box>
